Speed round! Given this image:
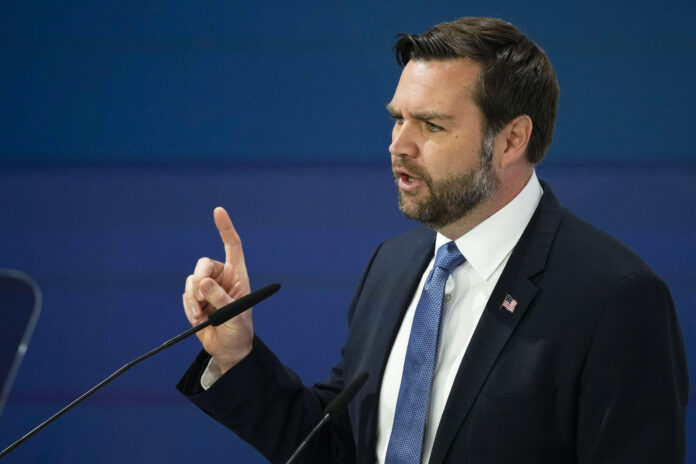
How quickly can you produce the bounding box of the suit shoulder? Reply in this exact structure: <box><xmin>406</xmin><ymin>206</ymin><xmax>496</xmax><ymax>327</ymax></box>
<box><xmin>377</xmin><ymin>226</ymin><xmax>435</xmax><ymax>255</ymax></box>
<box><xmin>553</xmin><ymin>207</ymin><xmax>656</xmax><ymax>280</ymax></box>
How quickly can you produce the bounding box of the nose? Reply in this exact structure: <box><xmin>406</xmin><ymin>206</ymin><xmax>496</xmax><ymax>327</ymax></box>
<box><xmin>389</xmin><ymin>121</ymin><xmax>419</xmax><ymax>159</ymax></box>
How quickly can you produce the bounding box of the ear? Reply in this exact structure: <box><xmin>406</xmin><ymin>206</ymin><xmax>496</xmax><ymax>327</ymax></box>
<box><xmin>495</xmin><ymin>115</ymin><xmax>533</xmax><ymax>169</ymax></box>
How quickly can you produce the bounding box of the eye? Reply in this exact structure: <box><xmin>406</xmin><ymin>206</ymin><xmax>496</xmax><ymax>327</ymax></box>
<box><xmin>426</xmin><ymin>121</ymin><xmax>444</xmax><ymax>132</ymax></box>
<box><xmin>392</xmin><ymin>116</ymin><xmax>404</xmax><ymax>125</ymax></box>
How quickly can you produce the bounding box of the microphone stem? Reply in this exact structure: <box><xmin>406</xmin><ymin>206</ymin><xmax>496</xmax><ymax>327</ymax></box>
<box><xmin>0</xmin><ymin>320</ymin><xmax>210</xmax><ymax>459</ymax></box>
<box><xmin>0</xmin><ymin>282</ymin><xmax>280</xmax><ymax>459</ymax></box>
<box><xmin>285</xmin><ymin>413</ymin><xmax>330</xmax><ymax>464</ymax></box>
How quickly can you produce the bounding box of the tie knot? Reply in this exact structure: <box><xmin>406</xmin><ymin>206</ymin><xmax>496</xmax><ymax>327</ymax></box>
<box><xmin>434</xmin><ymin>241</ymin><xmax>466</xmax><ymax>274</ymax></box>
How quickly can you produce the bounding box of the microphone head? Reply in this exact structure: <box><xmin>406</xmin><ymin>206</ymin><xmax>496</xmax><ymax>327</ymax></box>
<box><xmin>323</xmin><ymin>372</ymin><xmax>369</xmax><ymax>418</ymax></box>
<box><xmin>208</xmin><ymin>283</ymin><xmax>281</xmax><ymax>327</ymax></box>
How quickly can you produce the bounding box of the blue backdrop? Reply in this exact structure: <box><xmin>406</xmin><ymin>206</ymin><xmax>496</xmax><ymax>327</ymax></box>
<box><xmin>1</xmin><ymin>1</ymin><xmax>694</xmax><ymax>463</ymax></box>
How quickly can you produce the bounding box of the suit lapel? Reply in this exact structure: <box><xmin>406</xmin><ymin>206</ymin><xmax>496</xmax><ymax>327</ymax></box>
<box><xmin>357</xmin><ymin>229</ymin><xmax>435</xmax><ymax>464</ymax></box>
<box><xmin>428</xmin><ymin>185</ymin><xmax>564</xmax><ymax>464</ymax></box>
<box><xmin>372</xmin><ymin>229</ymin><xmax>436</xmax><ymax>379</ymax></box>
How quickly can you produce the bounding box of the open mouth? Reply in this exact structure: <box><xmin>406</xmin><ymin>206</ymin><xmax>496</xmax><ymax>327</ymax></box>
<box><xmin>394</xmin><ymin>167</ymin><xmax>424</xmax><ymax>192</ymax></box>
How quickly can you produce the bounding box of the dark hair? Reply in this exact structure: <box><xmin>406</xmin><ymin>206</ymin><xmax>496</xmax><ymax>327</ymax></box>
<box><xmin>394</xmin><ymin>17</ymin><xmax>559</xmax><ymax>164</ymax></box>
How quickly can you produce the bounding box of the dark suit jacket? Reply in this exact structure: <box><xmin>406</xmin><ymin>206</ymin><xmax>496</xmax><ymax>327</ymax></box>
<box><xmin>178</xmin><ymin>184</ymin><xmax>689</xmax><ymax>463</ymax></box>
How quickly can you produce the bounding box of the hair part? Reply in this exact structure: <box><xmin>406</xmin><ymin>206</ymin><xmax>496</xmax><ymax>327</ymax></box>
<box><xmin>394</xmin><ymin>17</ymin><xmax>560</xmax><ymax>164</ymax></box>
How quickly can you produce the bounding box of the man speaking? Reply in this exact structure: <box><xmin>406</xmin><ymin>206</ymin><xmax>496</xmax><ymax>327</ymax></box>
<box><xmin>176</xmin><ymin>17</ymin><xmax>688</xmax><ymax>463</ymax></box>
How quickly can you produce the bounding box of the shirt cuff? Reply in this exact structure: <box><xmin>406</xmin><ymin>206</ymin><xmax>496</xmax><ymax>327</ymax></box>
<box><xmin>200</xmin><ymin>356</ymin><xmax>223</xmax><ymax>390</ymax></box>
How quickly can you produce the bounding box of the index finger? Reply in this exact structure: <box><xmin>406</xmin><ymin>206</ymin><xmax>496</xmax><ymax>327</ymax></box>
<box><xmin>213</xmin><ymin>206</ymin><xmax>244</xmax><ymax>265</ymax></box>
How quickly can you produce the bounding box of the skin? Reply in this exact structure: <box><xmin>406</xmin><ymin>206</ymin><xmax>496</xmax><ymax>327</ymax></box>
<box><xmin>183</xmin><ymin>207</ymin><xmax>253</xmax><ymax>373</ymax></box>
<box><xmin>183</xmin><ymin>58</ymin><xmax>535</xmax><ymax>371</ymax></box>
<box><xmin>389</xmin><ymin>59</ymin><xmax>535</xmax><ymax>239</ymax></box>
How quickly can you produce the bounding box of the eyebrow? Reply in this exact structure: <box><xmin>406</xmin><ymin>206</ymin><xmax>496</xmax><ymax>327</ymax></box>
<box><xmin>385</xmin><ymin>103</ymin><xmax>454</xmax><ymax>122</ymax></box>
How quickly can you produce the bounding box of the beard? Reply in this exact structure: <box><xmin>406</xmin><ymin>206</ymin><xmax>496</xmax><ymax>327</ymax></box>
<box><xmin>395</xmin><ymin>135</ymin><xmax>499</xmax><ymax>230</ymax></box>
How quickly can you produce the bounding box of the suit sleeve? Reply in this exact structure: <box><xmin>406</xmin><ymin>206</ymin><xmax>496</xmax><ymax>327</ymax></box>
<box><xmin>576</xmin><ymin>271</ymin><xmax>689</xmax><ymax>463</ymax></box>
<box><xmin>176</xmin><ymin>242</ymin><xmax>384</xmax><ymax>464</ymax></box>
<box><xmin>176</xmin><ymin>336</ymin><xmax>353</xmax><ymax>464</ymax></box>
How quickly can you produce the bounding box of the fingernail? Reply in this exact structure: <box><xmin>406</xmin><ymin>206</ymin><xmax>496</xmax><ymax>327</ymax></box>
<box><xmin>197</xmin><ymin>289</ymin><xmax>204</xmax><ymax>299</ymax></box>
<box><xmin>191</xmin><ymin>304</ymin><xmax>198</xmax><ymax>316</ymax></box>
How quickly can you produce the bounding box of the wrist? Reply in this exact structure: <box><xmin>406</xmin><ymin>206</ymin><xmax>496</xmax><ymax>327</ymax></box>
<box><xmin>215</xmin><ymin>340</ymin><xmax>253</xmax><ymax>374</ymax></box>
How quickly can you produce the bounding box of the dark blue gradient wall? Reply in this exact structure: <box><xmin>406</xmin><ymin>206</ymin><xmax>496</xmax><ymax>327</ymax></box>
<box><xmin>1</xmin><ymin>2</ymin><xmax>694</xmax><ymax>463</ymax></box>
<box><xmin>2</xmin><ymin>1</ymin><xmax>694</xmax><ymax>165</ymax></box>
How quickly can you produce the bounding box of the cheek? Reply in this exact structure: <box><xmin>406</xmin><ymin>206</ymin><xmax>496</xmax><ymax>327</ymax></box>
<box><xmin>422</xmin><ymin>140</ymin><xmax>459</xmax><ymax>170</ymax></box>
<box><xmin>424</xmin><ymin>139</ymin><xmax>480</xmax><ymax>178</ymax></box>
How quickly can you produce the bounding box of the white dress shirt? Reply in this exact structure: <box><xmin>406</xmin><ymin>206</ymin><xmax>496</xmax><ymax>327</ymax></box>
<box><xmin>375</xmin><ymin>171</ymin><xmax>543</xmax><ymax>464</ymax></box>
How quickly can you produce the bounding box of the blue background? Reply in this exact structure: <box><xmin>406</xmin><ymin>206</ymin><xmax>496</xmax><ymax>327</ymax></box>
<box><xmin>1</xmin><ymin>1</ymin><xmax>694</xmax><ymax>462</ymax></box>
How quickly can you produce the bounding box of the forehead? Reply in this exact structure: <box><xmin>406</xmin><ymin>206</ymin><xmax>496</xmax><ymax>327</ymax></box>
<box><xmin>390</xmin><ymin>59</ymin><xmax>482</xmax><ymax>115</ymax></box>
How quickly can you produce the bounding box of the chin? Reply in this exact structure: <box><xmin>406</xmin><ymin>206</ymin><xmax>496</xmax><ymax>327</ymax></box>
<box><xmin>398</xmin><ymin>195</ymin><xmax>428</xmax><ymax>223</ymax></box>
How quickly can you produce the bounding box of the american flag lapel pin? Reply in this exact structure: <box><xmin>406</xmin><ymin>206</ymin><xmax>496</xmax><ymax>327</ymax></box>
<box><xmin>501</xmin><ymin>294</ymin><xmax>518</xmax><ymax>313</ymax></box>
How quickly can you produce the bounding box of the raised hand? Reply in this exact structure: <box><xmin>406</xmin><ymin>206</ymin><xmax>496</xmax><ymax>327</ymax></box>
<box><xmin>182</xmin><ymin>207</ymin><xmax>254</xmax><ymax>373</ymax></box>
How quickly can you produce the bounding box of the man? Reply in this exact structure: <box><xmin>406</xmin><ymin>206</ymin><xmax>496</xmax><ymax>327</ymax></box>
<box><xmin>177</xmin><ymin>17</ymin><xmax>688</xmax><ymax>463</ymax></box>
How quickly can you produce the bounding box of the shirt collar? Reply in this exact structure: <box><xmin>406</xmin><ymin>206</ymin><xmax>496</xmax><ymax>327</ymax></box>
<box><xmin>435</xmin><ymin>170</ymin><xmax>543</xmax><ymax>281</ymax></box>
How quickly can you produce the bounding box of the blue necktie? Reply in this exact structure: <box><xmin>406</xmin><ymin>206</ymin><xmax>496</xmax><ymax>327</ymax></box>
<box><xmin>385</xmin><ymin>241</ymin><xmax>465</xmax><ymax>464</ymax></box>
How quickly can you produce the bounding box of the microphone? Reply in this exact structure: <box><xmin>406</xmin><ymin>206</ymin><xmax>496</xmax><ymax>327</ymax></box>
<box><xmin>208</xmin><ymin>283</ymin><xmax>280</xmax><ymax>326</ymax></box>
<box><xmin>285</xmin><ymin>372</ymin><xmax>369</xmax><ymax>464</ymax></box>
<box><xmin>0</xmin><ymin>282</ymin><xmax>281</xmax><ymax>460</ymax></box>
